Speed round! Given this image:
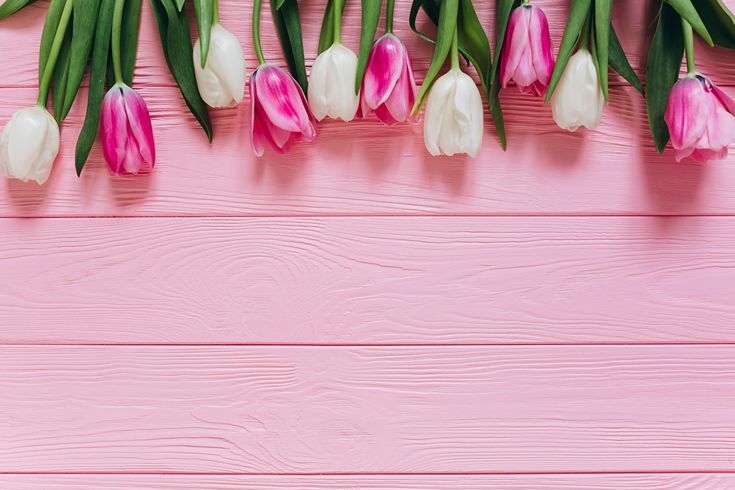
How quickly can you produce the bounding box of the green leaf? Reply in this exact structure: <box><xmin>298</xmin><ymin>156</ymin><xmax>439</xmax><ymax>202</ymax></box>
<box><xmin>274</xmin><ymin>0</ymin><xmax>287</xmax><ymax>10</ymax></box>
<box><xmin>664</xmin><ymin>0</ymin><xmax>713</xmax><ymax>45</ymax></box>
<box><xmin>544</xmin><ymin>0</ymin><xmax>592</xmax><ymax>103</ymax></box>
<box><xmin>193</xmin><ymin>0</ymin><xmax>214</xmax><ymax>67</ymax></box>
<box><xmin>457</xmin><ymin>0</ymin><xmax>491</xmax><ymax>91</ymax></box>
<box><xmin>356</xmin><ymin>0</ymin><xmax>381</xmax><ymax>93</ymax></box>
<box><xmin>594</xmin><ymin>0</ymin><xmax>611</xmax><ymax>100</ymax></box>
<box><xmin>490</xmin><ymin>0</ymin><xmax>518</xmax><ymax>86</ymax></box>
<box><xmin>272</xmin><ymin>0</ymin><xmax>309</xmax><ymax>93</ymax></box>
<box><xmin>646</xmin><ymin>3</ymin><xmax>684</xmax><ymax>153</ymax></box>
<box><xmin>490</xmin><ymin>89</ymin><xmax>506</xmax><ymax>150</ymax></box>
<box><xmin>120</xmin><ymin>0</ymin><xmax>142</xmax><ymax>84</ymax></box>
<box><xmin>52</xmin><ymin>26</ymin><xmax>73</xmax><ymax>123</ymax></box>
<box><xmin>39</xmin><ymin>0</ymin><xmax>67</xmax><ymax>80</ymax></box>
<box><xmin>694</xmin><ymin>0</ymin><xmax>735</xmax><ymax>49</ymax></box>
<box><xmin>75</xmin><ymin>0</ymin><xmax>115</xmax><ymax>176</ymax></box>
<box><xmin>175</xmin><ymin>0</ymin><xmax>185</xmax><ymax>10</ymax></box>
<box><xmin>408</xmin><ymin>0</ymin><xmax>438</xmax><ymax>45</ymax></box>
<box><xmin>0</xmin><ymin>0</ymin><xmax>36</xmax><ymax>20</ymax></box>
<box><xmin>608</xmin><ymin>23</ymin><xmax>643</xmax><ymax>94</ymax></box>
<box><xmin>318</xmin><ymin>0</ymin><xmax>346</xmax><ymax>53</ymax></box>
<box><xmin>411</xmin><ymin>0</ymin><xmax>458</xmax><ymax>113</ymax></box>
<box><xmin>151</xmin><ymin>0</ymin><xmax>213</xmax><ymax>141</ymax></box>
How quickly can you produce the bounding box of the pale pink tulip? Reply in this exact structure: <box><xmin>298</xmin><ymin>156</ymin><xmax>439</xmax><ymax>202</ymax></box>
<box><xmin>359</xmin><ymin>33</ymin><xmax>417</xmax><ymax>125</ymax></box>
<box><xmin>101</xmin><ymin>83</ymin><xmax>155</xmax><ymax>174</ymax></box>
<box><xmin>665</xmin><ymin>75</ymin><xmax>735</xmax><ymax>162</ymax></box>
<box><xmin>499</xmin><ymin>3</ymin><xmax>554</xmax><ymax>96</ymax></box>
<box><xmin>250</xmin><ymin>65</ymin><xmax>316</xmax><ymax>156</ymax></box>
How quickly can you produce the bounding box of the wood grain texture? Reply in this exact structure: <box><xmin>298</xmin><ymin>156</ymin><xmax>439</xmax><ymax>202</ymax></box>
<box><xmin>1</xmin><ymin>217</ymin><xmax>735</xmax><ymax>344</ymax></box>
<box><xmin>2</xmin><ymin>345</ymin><xmax>735</xmax><ymax>473</ymax></box>
<box><xmin>2</xmin><ymin>474</ymin><xmax>735</xmax><ymax>489</ymax></box>
<box><xmin>1</xmin><ymin>0</ymin><xmax>734</xmax><ymax>88</ymax></box>
<box><xmin>0</xmin><ymin>84</ymin><xmax>732</xmax><ymax>216</ymax></box>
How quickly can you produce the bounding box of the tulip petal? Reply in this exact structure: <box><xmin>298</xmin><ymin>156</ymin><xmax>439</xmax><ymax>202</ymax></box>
<box><xmin>122</xmin><ymin>86</ymin><xmax>155</xmax><ymax>167</ymax></box>
<box><xmin>0</xmin><ymin>106</ymin><xmax>59</xmax><ymax>184</ymax></box>
<box><xmin>710</xmin><ymin>82</ymin><xmax>735</xmax><ymax>115</ymax></box>
<box><xmin>307</xmin><ymin>48</ymin><xmax>331</xmax><ymax>121</ymax></box>
<box><xmin>249</xmin><ymin>73</ymin><xmax>267</xmax><ymax>157</ymax></box>
<box><xmin>552</xmin><ymin>50</ymin><xmax>604</xmax><ymax>131</ymax></box>
<box><xmin>363</xmin><ymin>34</ymin><xmax>404</xmax><ymax>109</ymax></box>
<box><xmin>102</xmin><ymin>86</ymin><xmax>129</xmax><ymax>174</ymax></box>
<box><xmin>666</xmin><ymin>77</ymin><xmax>708</xmax><ymax>151</ymax></box>
<box><xmin>194</xmin><ymin>24</ymin><xmax>245</xmax><ymax>108</ymax></box>
<box><xmin>529</xmin><ymin>6</ymin><xmax>554</xmax><ymax>88</ymax></box>
<box><xmin>256</xmin><ymin>65</ymin><xmax>311</xmax><ymax>133</ymax></box>
<box><xmin>423</xmin><ymin>71</ymin><xmax>456</xmax><ymax>156</ymax></box>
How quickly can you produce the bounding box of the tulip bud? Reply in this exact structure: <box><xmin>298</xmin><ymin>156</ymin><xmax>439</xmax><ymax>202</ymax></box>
<box><xmin>499</xmin><ymin>3</ymin><xmax>554</xmax><ymax>96</ymax></box>
<box><xmin>423</xmin><ymin>69</ymin><xmax>484</xmax><ymax>157</ymax></box>
<box><xmin>250</xmin><ymin>64</ymin><xmax>316</xmax><ymax>156</ymax></box>
<box><xmin>193</xmin><ymin>24</ymin><xmax>245</xmax><ymax>108</ymax></box>
<box><xmin>551</xmin><ymin>49</ymin><xmax>604</xmax><ymax>131</ymax></box>
<box><xmin>360</xmin><ymin>34</ymin><xmax>417</xmax><ymax>125</ymax></box>
<box><xmin>101</xmin><ymin>83</ymin><xmax>156</xmax><ymax>175</ymax></box>
<box><xmin>665</xmin><ymin>74</ymin><xmax>735</xmax><ymax>162</ymax></box>
<box><xmin>308</xmin><ymin>43</ymin><xmax>359</xmax><ymax>122</ymax></box>
<box><xmin>0</xmin><ymin>105</ymin><xmax>59</xmax><ymax>185</ymax></box>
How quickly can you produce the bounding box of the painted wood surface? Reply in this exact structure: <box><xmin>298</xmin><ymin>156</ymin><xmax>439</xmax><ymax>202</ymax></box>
<box><xmin>2</xmin><ymin>345</ymin><xmax>735</xmax><ymax>473</ymax></box>
<box><xmin>2</xmin><ymin>474</ymin><xmax>735</xmax><ymax>490</ymax></box>
<box><xmin>1</xmin><ymin>216</ymin><xmax>734</xmax><ymax>344</ymax></box>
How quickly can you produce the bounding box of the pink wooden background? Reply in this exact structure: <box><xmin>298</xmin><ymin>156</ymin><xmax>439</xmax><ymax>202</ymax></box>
<box><xmin>2</xmin><ymin>0</ymin><xmax>735</xmax><ymax>488</ymax></box>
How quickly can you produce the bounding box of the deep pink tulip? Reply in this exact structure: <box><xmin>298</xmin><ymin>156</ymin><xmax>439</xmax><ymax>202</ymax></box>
<box><xmin>359</xmin><ymin>33</ymin><xmax>417</xmax><ymax>125</ymax></box>
<box><xmin>665</xmin><ymin>75</ymin><xmax>735</xmax><ymax>162</ymax></box>
<box><xmin>250</xmin><ymin>65</ymin><xmax>316</xmax><ymax>156</ymax></box>
<box><xmin>101</xmin><ymin>83</ymin><xmax>155</xmax><ymax>175</ymax></box>
<box><xmin>499</xmin><ymin>4</ymin><xmax>554</xmax><ymax>96</ymax></box>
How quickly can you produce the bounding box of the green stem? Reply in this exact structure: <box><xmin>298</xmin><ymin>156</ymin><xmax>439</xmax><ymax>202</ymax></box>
<box><xmin>578</xmin><ymin>13</ymin><xmax>591</xmax><ymax>50</ymax></box>
<box><xmin>111</xmin><ymin>0</ymin><xmax>126</xmax><ymax>84</ymax></box>
<box><xmin>333</xmin><ymin>0</ymin><xmax>342</xmax><ymax>44</ymax></box>
<box><xmin>213</xmin><ymin>0</ymin><xmax>219</xmax><ymax>22</ymax></box>
<box><xmin>252</xmin><ymin>0</ymin><xmax>265</xmax><ymax>64</ymax></box>
<box><xmin>385</xmin><ymin>0</ymin><xmax>394</xmax><ymax>33</ymax></box>
<box><xmin>37</xmin><ymin>0</ymin><xmax>73</xmax><ymax>106</ymax></box>
<box><xmin>682</xmin><ymin>19</ymin><xmax>696</xmax><ymax>74</ymax></box>
<box><xmin>450</xmin><ymin>24</ymin><xmax>459</xmax><ymax>71</ymax></box>
<box><xmin>521</xmin><ymin>0</ymin><xmax>530</xmax><ymax>4</ymax></box>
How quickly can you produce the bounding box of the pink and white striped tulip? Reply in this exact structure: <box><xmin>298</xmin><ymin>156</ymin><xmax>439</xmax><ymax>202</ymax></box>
<box><xmin>499</xmin><ymin>3</ymin><xmax>554</xmax><ymax>96</ymax></box>
<box><xmin>250</xmin><ymin>64</ymin><xmax>316</xmax><ymax>156</ymax></box>
<box><xmin>101</xmin><ymin>83</ymin><xmax>155</xmax><ymax>175</ymax></box>
<box><xmin>359</xmin><ymin>33</ymin><xmax>417</xmax><ymax>125</ymax></box>
<box><xmin>665</xmin><ymin>74</ymin><xmax>735</xmax><ymax>163</ymax></box>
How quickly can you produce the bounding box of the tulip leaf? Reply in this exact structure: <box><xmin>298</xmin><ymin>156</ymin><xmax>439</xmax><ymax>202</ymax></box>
<box><xmin>457</xmin><ymin>0</ymin><xmax>491</xmax><ymax>91</ymax></box>
<box><xmin>52</xmin><ymin>27</ymin><xmax>73</xmax><ymax>123</ymax></box>
<box><xmin>120</xmin><ymin>0</ymin><xmax>142</xmax><ymax>84</ymax></box>
<box><xmin>694</xmin><ymin>0</ymin><xmax>735</xmax><ymax>49</ymax></box>
<box><xmin>664</xmin><ymin>0</ymin><xmax>713</xmax><ymax>46</ymax></box>
<box><xmin>39</xmin><ymin>0</ymin><xmax>68</xmax><ymax>81</ymax></box>
<box><xmin>608</xmin><ymin>23</ymin><xmax>643</xmax><ymax>95</ymax></box>
<box><xmin>271</xmin><ymin>0</ymin><xmax>309</xmax><ymax>93</ymax></box>
<box><xmin>274</xmin><ymin>0</ymin><xmax>287</xmax><ymax>10</ymax></box>
<box><xmin>646</xmin><ymin>3</ymin><xmax>684</xmax><ymax>153</ymax></box>
<box><xmin>594</xmin><ymin>0</ymin><xmax>611</xmax><ymax>101</ymax></box>
<box><xmin>151</xmin><ymin>0</ymin><xmax>213</xmax><ymax>141</ymax></box>
<box><xmin>544</xmin><ymin>0</ymin><xmax>592</xmax><ymax>103</ymax></box>
<box><xmin>490</xmin><ymin>0</ymin><xmax>519</xmax><ymax>86</ymax></box>
<box><xmin>0</xmin><ymin>0</ymin><xmax>36</xmax><ymax>20</ymax></box>
<box><xmin>411</xmin><ymin>0</ymin><xmax>458</xmax><ymax>113</ymax></box>
<box><xmin>193</xmin><ymin>0</ymin><xmax>214</xmax><ymax>67</ymax></box>
<box><xmin>175</xmin><ymin>0</ymin><xmax>185</xmax><ymax>10</ymax></box>
<box><xmin>318</xmin><ymin>0</ymin><xmax>347</xmax><ymax>53</ymax></box>
<box><xmin>356</xmin><ymin>0</ymin><xmax>381</xmax><ymax>94</ymax></box>
<box><xmin>75</xmin><ymin>0</ymin><xmax>115</xmax><ymax>176</ymax></box>
<box><xmin>408</xmin><ymin>0</ymin><xmax>438</xmax><ymax>45</ymax></box>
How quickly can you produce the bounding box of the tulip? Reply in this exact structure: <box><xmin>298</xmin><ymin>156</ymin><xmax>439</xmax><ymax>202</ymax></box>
<box><xmin>0</xmin><ymin>105</ymin><xmax>59</xmax><ymax>185</ymax></box>
<box><xmin>423</xmin><ymin>69</ymin><xmax>484</xmax><ymax>157</ymax></box>
<box><xmin>101</xmin><ymin>83</ymin><xmax>155</xmax><ymax>175</ymax></box>
<box><xmin>499</xmin><ymin>3</ymin><xmax>554</xmax><ymax>96</ymax></box>
<box><xmin>193</xmin><ymin>23</ymin><xmax>245</xmax><ymax>108</ymax></box>
<box><xmin>308</xmin><ymin>43</ymin><xmax>359</xmax><ymax>121</ymax></box>
<box><xmin>551</xmin><ymin>49</ymin><xmax>604</xmax><ymax>131</ymax></box>
<box><xmin>665</xmin><ymin>74</ymin><xmax>735</xmax><ymax>162</ymax></box>
<box><xmin>360</xmin><ymin>33</ymin><xmax>417</xmax><ymax>125</ymax></box>
<box><xmin>250</xmin><ymin>64</ymin><xmax>316</xmax><ymax>156</ymax></box>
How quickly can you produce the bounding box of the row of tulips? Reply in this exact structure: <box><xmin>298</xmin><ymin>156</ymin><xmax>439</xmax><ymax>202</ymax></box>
<box><xmin>2</xmin><ymin>0</ymin><xmax>735</xmax><ymax>185</ymax></box>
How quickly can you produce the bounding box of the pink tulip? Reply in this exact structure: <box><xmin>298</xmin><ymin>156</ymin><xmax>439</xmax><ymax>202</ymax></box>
<box><xmin>101</xmin><ymin>83</ymin><xmax>155</xmax><ymax>175</ymax></box>
<box><xmin>499</xmin><ymin>3</ymin><xmax>554</xmax><ymax>96</ymax></box>
<box><xmin>665</xmin><ymin>75</ymin><xmax>735</xmax><ymax>162</ymax></box>
<box><xmin>359</xmin><ymin>33</ymin><xmax>417</xmax><ymax>125</ymax></box>
<box><xmin>250</xmin><ymin>65</ymin><xmax>316</xmax><ymax>156</ymax></box>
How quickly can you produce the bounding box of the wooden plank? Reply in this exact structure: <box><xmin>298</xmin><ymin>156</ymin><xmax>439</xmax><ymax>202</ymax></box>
<box><xmin>1</xmin><ymin>1</ymin><xmax>735</xmax><ymax>88</ymax></box>
<box><xmin>1</xmin><ymin>474</ymin><xmax>735</xmax><ymax>489</ymax></box>
<box><xmin>1</xmin><ymin>217</ymin><xmax>735</xmax><ymax>344</ymax></box>
<box><xmin>1</xmin><ymin>85</ymin><xmax>734</xmax><ymax>216</ymax></box>
<box><xmin>1</xmin><ymin>345</ymin><xmax>734</xmax><ymax>473</ymax></box>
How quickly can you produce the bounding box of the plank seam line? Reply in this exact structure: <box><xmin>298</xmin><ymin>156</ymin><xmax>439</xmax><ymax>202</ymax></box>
<box><xmin>2</xmin><ymin>471</ymin><xmax>735</xmax><ymax>476</ymax></box>
<box><xmin>4</xmin><ymin>342</ymin><xmax>735</xmax><ymax>347</ymax></box>
<box><xmin>2</xmin><ymin>213</ymin><xmax>735</xmax><ymax>219</ymax></box>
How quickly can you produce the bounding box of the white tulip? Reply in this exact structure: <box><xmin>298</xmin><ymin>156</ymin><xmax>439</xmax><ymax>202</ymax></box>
<box><xmin>193</xmin><ymin>23</ymin><xmax>245</xmax><ymax>108</ymax></box>
<box><xmin>423</xmin><ymin>69</ymin><xmax>484</xmax><ymax>157</ymax></box>
<box><xmin>551</xmin><ymin>49</ymin><xmax>604</xmax><ymax>131</ymax></box>
<box><xmin>308</xmin><ymin>43</ymin><xmax>359</xmax><ymax>121</ymax></box>
<box><xmin>0</xmin><ymin>106</ymin><xmax>59</xmax><ymax>185</ymax></box>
